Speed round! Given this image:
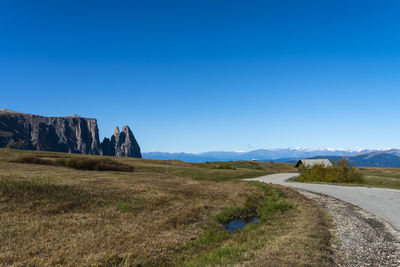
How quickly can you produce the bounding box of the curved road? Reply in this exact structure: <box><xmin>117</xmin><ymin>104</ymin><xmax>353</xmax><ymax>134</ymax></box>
<box><xmin>245</xmin><ymin>173</ymin><xmax>400</xmax><ymax>231</ymax></box>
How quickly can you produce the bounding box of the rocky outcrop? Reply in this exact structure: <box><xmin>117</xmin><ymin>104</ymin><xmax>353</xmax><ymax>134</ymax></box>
<box><xmin>0</xmin><ymin>110</ymin><xmax>142</xmax><ymax>158</ymax></box>
<box><xmin>100</xmin><ymin>137</ymin><xmax>113</xmax><ymax>156</ymax></box>
<box><xmin>100</xmin><ymin>126</ymin><xmax>141</xmax><ymax>158</ymax></box>
<box><xmin>115</xmin><ymin>126</ymin><xmax>142</xmax><ymax>158</ymax></box>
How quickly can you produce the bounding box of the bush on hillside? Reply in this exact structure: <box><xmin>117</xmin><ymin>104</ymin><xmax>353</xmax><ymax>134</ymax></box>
<box><xmin>11</xmin><ymin>155</ymin><xmax>135</xmax><ymax>172</ymax></box>
<box><xmin>11</xmin><ymin>155</ymin><xmax>49</xmax><ymax>165</ymax></box>
<box><xmin>296</xmin><ymin>159</ymin><xmax>363</xmax><ymax>184</ymax></box>
<box><xmin>210</xmin><ymin>164</ymin><xmax>236</xmax><ymax>170</ymax></box>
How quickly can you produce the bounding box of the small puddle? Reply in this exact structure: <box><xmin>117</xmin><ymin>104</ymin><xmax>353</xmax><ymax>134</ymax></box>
<box><xmin>225</xmin><ymin>217</ymin><xmax>259</xmax><ymax>233</ymax></box>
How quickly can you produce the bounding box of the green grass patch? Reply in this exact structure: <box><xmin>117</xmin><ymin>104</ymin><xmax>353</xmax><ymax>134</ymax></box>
<box><xmin>210</xmin><ymin>164</ymin><xmax>236</xmax><ymax>170</ymax></box>
<box><xmin>254</xmin><ymin>183</ymin><xmax>294</xmax><ymax>221</ymax></box>
<box><xmin>173</xmin><ymin>183</ymin><xmax>294</xmax><ymax>266</ymax></box>
<box><xmin>166</xmin><ymin>167</ymin><xmax>270</xmax><ymax>182</ymax></box>
<box><xmin>213</xmin><ymin>206</ymin><xmax>243</xmax><ymax>224</ymax></box>
<box><xmin>115</xmin><ymin>201</ymin><xmax>135</xmax><ymax>212</ymax></box>
<box><xmin>210</xmin><ymin>161</ymin><xmax>261</xmax><ymax>170</ymax></box>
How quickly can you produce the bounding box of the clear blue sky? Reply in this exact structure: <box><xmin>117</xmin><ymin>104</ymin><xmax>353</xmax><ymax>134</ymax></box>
<box><xmin>2</xmin><ymin>1</ymin><xmax>400</xmax><ymax>153</ymax></box>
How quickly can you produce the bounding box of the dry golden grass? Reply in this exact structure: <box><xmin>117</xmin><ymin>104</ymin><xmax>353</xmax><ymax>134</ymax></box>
<box><xmin>361</xmin><ymin>166</ymin><xmax>400</xmax><ymax>178</ymax></box>
<box><xmin>357</xmin><ymin>167</ymin><xmax>400</xmax><ymax>189</ymax></box>
<box><xmin>0</xmin><ymin>149</ymin><xmax>332</xmax><ymax>266</ymax></box>
<box><xmin>208</xmin><ymin>160</ymin><xmax>298</xmax><ymax>174</ymax></box>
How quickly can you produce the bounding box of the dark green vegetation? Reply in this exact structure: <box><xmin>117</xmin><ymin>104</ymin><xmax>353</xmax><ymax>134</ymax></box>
<box><xmin>0</xmin><ymin>149</ymin><xmax>332</xmax><ymax>266</ymax></box>
<box><xmin>213</xmin><ymin>183</ymin><xmax>293</xmax><ymax>225</ymax></box>
<box><xmin>174</xmin><ymin>184</ymin><xmax>332</xmax><ymax>266</ymax></box>
<box><xmin>296</xmin><ymin>160</ymin><xmax>363</xmax><ymax>184</ymax></box>
<box><xmin>11</xmin><ymin>154</ymin><xmax>135</xmax><ymax>172</ymax></box>
<box><xmin>293</xmin><ymin>159</ymin><xmax>400</xmax><ymax>190</ymax></box>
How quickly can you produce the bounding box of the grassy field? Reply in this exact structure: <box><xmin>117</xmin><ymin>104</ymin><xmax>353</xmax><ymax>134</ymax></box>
<box><xmin>0</xmin><ymin>149</ymin><xmax>332</xmax><ymax>266</ymax></box>
<box><xmin>359</xmin><ymin>167</ymin><xmax>400</xmax><ymax>189</ymax></box>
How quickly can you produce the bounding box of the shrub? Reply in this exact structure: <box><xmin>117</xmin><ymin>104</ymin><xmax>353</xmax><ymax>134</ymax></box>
<box><xmin>210</xmin><ymin>164</ymin><xmax>236</xmax><ymax>170</ymax></box>
<box><xmin>297</xmin><ymin>159</ymin><xmax>363</xmax><ymax>184</ymax></box>
<box><xmin>11</xmin><ymin>155</ymin><xmax>134</xmax><ymax>172</ymax></box>
<box><xmin>11</xmin><ymin>155</ymin><xmax>49</xmax><ymax>165</ymax></box>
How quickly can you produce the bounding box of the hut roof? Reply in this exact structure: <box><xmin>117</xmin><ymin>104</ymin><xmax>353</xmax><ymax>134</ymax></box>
<box><xmin>295</xmin><ymin>159</ymin><xmax>333</xmax><ymax>168</ymax></box>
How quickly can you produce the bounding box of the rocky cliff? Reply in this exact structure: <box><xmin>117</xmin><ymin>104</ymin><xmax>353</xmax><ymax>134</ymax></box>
<box><xmin>101</xmin><ymin>126</ymin><xmax>142</xmax><ymax>158</ymax></box>
<box><xmin>0</xmin><ymin>110</ymin><xmax>142</xmax><ymax>158</ymax></box>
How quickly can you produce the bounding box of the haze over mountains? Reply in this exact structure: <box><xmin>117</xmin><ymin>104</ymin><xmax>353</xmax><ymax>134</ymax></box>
<box><xmin>143</xmin><ymin>148</ymin><xmax>377</xmax><ymax>162</ymax></box>
<box><xmin>143</xmin><ymin>148</ymin><xmax>371</xmax><ymax>162</ymax></box>
<box><xmin>305</xmin><ymin>149</ymin><xmax>400</xmax><ymax>168</ymax></box>
<box><xmin>143</xmin><ymin>148</ymin><xmax>400</xmax><ymax>168</ymax></box>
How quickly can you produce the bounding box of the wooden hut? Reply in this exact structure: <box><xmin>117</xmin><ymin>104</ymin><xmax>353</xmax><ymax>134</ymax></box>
<box><xmin>295</xmin><ymin>159</ymin><xmax>333</xmax><ymax>168</ymax></box>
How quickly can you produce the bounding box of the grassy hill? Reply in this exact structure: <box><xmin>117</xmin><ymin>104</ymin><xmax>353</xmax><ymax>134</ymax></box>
<box><xmin>360</xmin><ymin>166</ymin><xmax>400</xmax><ymax>189</ymax></box>
<box><xmin>0</xmin><ymin>149</ymin><xmax>332</xmax><ymax>266</ymax></box>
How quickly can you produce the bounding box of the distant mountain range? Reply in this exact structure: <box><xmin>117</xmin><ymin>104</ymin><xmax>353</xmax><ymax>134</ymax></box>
<box><xmin>143</xmin><ymin>148</ymin><xmax>399</xmax><ymax>167</ymax></box>
<box><xmin>291</xmin><ymin>149</ymin><xmax>400</xmax><ymax>168</ymax></box>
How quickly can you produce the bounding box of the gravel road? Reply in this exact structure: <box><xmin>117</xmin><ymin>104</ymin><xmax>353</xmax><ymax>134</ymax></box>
<box><xmin>246</xmin><ymin>173</ymin><xmax>400</xmax><ymax>266</ymax></box>
<box><xmin>246</xmin><ymin>173</ymin><xmax>400</xmax><ymax>231</ymax></box>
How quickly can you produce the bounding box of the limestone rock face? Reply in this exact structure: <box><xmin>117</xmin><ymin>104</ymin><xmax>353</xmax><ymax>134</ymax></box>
<box><xmin>100</xmin><ymin>126</ymin><xmax>141</xmax><ymax>158</ymax></box>
<box><xmin>100</xmin><ymin>137</ymin><xmax>113</xmax><ymax>156</ymax></box>
<box><xmin>0</xmin><ymin>110</ymin><xmax>142</xmax><ymax>158</ymax></box>
<box><xmin>112</xmin><ymin>126</ymin><xmax>120</xmax><ymax>155</ymax></box>
<box><xmin>114</xmin><ymin>126</ymin><xmax>142</xmax><ymax>158</ymax></box>
<box><xmin>0</xmin><ymin>111</ymin><xmax>101</xmax><ymax>154</ymax></box>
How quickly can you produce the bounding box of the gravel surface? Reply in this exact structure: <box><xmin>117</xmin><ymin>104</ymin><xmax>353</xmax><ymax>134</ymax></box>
<box><xmin>246</xmin><ymin>173</ymin><xmax>400</xmax><ymax>230</ymax></box>
<box><xmin>245</xmin><ymin>173</ymin><xmax>400</xmax><ymax>266</ymax></box>
<box><xmin>300</xmin><ymin>190</ymin><xmax>400</xmax><ymax>266</ymax></box>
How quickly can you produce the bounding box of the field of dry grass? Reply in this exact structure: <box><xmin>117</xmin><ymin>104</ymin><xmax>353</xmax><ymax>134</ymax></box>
<box><xmin>0</xmin><ymin>149</ymin><xmax>332</xmax><ymax>266</ymax></box>
<box><xmin>359</xmin><ymin>167</ymin><xmax>400</xmax><ymax>189</ymax></box>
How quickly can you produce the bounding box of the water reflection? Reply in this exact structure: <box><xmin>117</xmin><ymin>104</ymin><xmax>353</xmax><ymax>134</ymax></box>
<box><xmin>225</xmin><ymin>217</ymin><xmax>259</xmax><ymax>233</ymax></box>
